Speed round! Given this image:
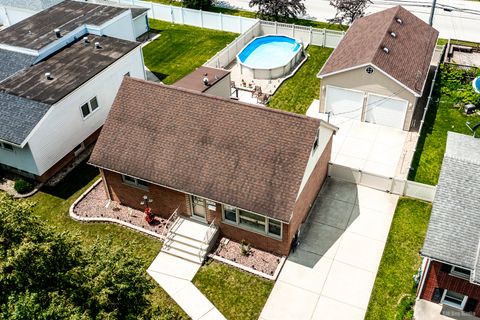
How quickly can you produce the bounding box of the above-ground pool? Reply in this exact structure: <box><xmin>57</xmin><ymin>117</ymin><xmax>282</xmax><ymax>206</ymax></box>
<box><xmin>237</xmin><ymin>35</ymin><xmax>303</xmax><ymax>80</ymax></box>
<box><xmin>473</xmin><ymin>77</ymin><xmax>480</xmax><ymax>93</ymax></box>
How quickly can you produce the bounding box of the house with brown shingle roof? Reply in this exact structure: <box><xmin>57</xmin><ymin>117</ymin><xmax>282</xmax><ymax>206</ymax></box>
<box><xmin>317</xmin><ymin>6</ymin><xmax>438</xmax><ymax>130</ymax></box>
<box><xmin>89</xmin><ymin>77</ymin><xmax>337</xmax><ymax>256</ymax></box>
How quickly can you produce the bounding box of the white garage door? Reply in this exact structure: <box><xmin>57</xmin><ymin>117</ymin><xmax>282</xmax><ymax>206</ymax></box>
<box><xmin>325</xmin><ymin>86</ymin><xmax>364</xmax><ymax>120</ymax></box>
<box><xmin>365</xmin><ymin>94</ymin><xmax>408</xmax><ymax>129</ymax></box>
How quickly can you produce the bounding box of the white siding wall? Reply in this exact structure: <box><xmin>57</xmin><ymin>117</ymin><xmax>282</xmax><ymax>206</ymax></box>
<box><xmin>297</xmin><ymin>125</ymin><xmax>333</xmax><ymax>199</ymax></box>
<box><xmin>0</xmin><ymin>144</ymin><xmax>38</xmax><ymax>174</ymax></box>
<box><xmin>133</xmin><ymin>13</ymin><xmax>148</xmax><ymax>38</ymax></box>
<box><xmin>27</xmin><ymin>47</ymin><xmax>145</xmax><ymax>176</ymax></box>
<box><xmin>205</xmin><ymin>74</ymin><xmax>231</xmax><ymax>99</ymax></box>
<box><xmin>100</xmin><ymin>11</ymin><xmax>136</xmax><ymax>41</ymax></box>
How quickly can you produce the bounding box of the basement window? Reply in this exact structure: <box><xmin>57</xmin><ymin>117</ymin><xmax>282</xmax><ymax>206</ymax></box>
<box><xmin>122</xmin><ymin>174</ymin><xmax>149</xmax><ymax>189</ymax></box>
<box><xmin>0</xmin><ymin>142</ymin><xmax>14</xmax><ymax>151</ymax></box>
<box><xmin>80</xmin><ymin>97</ymin><xmax>100</xmax><ymax>119</ymax></box>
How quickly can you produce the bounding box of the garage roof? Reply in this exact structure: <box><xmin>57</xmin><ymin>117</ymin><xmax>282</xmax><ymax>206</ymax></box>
<box><xmin>318</xmin><ymin>6</ymin><xmax>438</xmax><ymax>96</ymax></box>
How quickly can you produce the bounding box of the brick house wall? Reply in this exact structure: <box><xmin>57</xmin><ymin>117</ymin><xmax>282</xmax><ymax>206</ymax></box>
<box><xmin>420</xmin><ymin>260</ymin><xmax>480</xmax><ymax>316</ymax></box>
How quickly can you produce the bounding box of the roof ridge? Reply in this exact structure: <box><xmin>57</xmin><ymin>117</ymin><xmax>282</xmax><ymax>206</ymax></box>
<box><xmin>445</xmin><ymin>153</ymin><xmax>480</xmax><ymax>166</ymax></box>
<box><xmin>125</xmin><ymin>77</ymin><xmax>322</xmax><ymax>124</ymax></box>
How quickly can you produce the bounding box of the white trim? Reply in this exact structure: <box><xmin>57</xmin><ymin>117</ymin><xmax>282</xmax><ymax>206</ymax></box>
<box><xmin>0</xmin><ymin>43</ymin><xmax>38</xmax><ymax>56</ymax></box>
<box><xmin>365</xmin><ymin>92</ymin><xmax>409</xmax><ymax>129</ymax></box>
<box><xmin>190</xmin><ymin>195</ymin><xmax>208</xmax><ymax>223</ymax></box>
<box><xmin>80</xmin><ymin>96</ymin><xmax>100</xmax><ymax>120</ymax></box>
<box><xmin>441</xmin><ymin>290</ymin><xmax>468</xmax><ymax>310</ymax></box>
<box><xmin>370</xmin><ymin>63</ymin><xmax>421</xmax><ymax>97</ymax></box>
<box><xmin>450</xmin><ymin>266</ymin><xmax>471</xmax><ymax>280</ymax></box>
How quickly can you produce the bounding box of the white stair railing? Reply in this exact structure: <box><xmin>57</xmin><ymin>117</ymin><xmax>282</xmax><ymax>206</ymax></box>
<box><xmin>199</xmin><ymin>218</ymin><xmax>217</xmax><ymax>261</ymax></box>
<box><xmin>161</xmin><ymin>207</ymin><xmax>179</xmax><ymax>241</ymax></box>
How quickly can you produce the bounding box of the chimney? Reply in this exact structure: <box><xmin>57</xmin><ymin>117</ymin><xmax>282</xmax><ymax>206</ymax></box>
<box><xmin>94</xmin><ymin>42</ymin><xmax>101</xmax><ymax>49</ymax></box>
<box><xmin>45</xmin><ymin>72</ymin><xmax>53</xmax><ymax>80</ymax></box>
<box><xmin>54</xmin><ymin>28</ymin><xmax>61</xmax><ymax>38</ymax></box>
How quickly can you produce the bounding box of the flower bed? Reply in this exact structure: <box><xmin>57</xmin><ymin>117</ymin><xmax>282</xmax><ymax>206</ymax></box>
<box><xmin>212</xmin><ymin>237</ymin><xmax>282</xmax><ymax>277</ymax></box>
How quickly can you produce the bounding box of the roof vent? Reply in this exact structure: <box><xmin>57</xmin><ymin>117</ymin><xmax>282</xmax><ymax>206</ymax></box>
<box><xmin>390</xmin><ymin>32</ymin><xmax>397</xmax><ymax>38</ymax></box>
<box><xmin>203</xmin><ymin>73</ymin><xmax>209</xmax><ymax>86</ymax></box>
<box><xmin>54</xmin><ymin>28</ymin><xmax>61</xmax><ymax>38</ymax></box>
<box><xmin>94</xmin><ymin>42</ymin><xmax>101</xmax><ymax>49</ymax></box>
<box><xmin>83</xmin><ymin>36</ymin><xmax>89</xmax><ymax>44</ymax></box>
<box><xmin>45</xmin><ymin>72</ymin><xmax>53</xmax><ymax>80</ymax></box>
<box><xmin>396</xmin><ymin>17</ymin><xmax>403</xmax><ymax>24</ymax></box>
<box><xmin>383</xmin><ymin>47</ymin><xmax>390</xmax><ymax>54</ymax></box>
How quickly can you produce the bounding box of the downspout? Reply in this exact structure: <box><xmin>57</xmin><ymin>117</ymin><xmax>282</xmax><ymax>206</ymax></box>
<box><xmin>100</xmin><ymin>169</ymin><xmax>113</xmax><ymax>201</ymax></box>
<box><xmin>417</xmin><ymin>257</ymin><xmax>431</xmax><ymax>300</ymax></box>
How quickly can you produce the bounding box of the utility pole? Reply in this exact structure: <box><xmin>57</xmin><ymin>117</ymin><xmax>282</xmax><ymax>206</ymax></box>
<box><xmin>429</xmin><ymin>0</ymin><xmax>437</xmax><ymax>26</ymax></box>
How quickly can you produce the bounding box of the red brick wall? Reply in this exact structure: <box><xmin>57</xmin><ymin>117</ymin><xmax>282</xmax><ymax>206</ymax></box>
<box><xmin>420</xmin><ymin>260</ymin><xmax>480</xmax><ymax>316</ymax></box>
<box><xmin>101</xmin><ymin>170</ymin><xmax>188</xmax><ymax>220</ymax></box>
<box><xmin>288</xmin><ymin>137</ymin><xmax>332</xmax><ymax>243</ymax></box>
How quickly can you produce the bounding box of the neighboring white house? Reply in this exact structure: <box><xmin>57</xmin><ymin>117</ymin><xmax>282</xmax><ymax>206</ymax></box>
<box><xmin>0</xmin><ymin>1</ymin><xmax>146</xmax><ymax>181</ymax></box>
<box><xmin>0</xmin><ymin>0</ymin><xmax>149</xmax><ymax>39</ymax></box>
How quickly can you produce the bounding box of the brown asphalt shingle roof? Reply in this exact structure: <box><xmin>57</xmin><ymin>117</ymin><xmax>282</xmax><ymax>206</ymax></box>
<box><xmin>318</xmin><ymin>6</ymin><xmax>438</xmax><ymax>96</ymax></box>
<box><xmin>89</xmin><ymin>77</ymin><xmax>325</xmax><ymax>222</ymax></box>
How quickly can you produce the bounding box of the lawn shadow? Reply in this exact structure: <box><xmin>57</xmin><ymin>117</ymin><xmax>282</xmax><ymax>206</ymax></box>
<box><xmin>41</xmin><ymin>161</ymin><xmax>99</xmax><ymax>200</ymax></box>
<box><xmin>151</xmin><ymin>71</ymin><xmax>168</xmax><ymax>82</ymax></box>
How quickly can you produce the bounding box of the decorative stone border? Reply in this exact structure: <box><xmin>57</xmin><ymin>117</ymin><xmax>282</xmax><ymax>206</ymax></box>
<box><xmin>0</xmin><ymin>180</ymin><xmax>43</xmax><ymax>199</ymax></box>
<box><xmin>207</xmin><ymin>253</ymin><xmax>286</xmax><ymax>281</ymax></box>
<box><xmin>69</xmin><ymin>178</ymin><xmax>164</xmax><ymax>240</ymax></box>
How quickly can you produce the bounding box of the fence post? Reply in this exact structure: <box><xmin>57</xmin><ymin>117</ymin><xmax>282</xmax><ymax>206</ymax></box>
<box><xmin>323</xmin><ymin>28</ymin><xmax>327</xmax><ymax>47</ymax></box>
<box><xmin>292</xmin><ymin>23</ymin><xmax>295</xmax><ymax>38</ymax></box>
<box><xmin>309</xmin><ymin>26</ymin><xmax>313</xmax><ymax>44</ymax></box>
<box><xmin>150</xmin><ymin>2</ymin><xmax>155</xmax><ymax>19</ymax></box>
<box><xmin>275</xmin><ymin>21</ymin><xmax>278</xmax><ymax>34</ymax></box>
<box><xmin>169</xmin><ymin>5</ymin><xmax>174</xmax><ymax>23</ymax></box>
<box><xmin>239</xmin><ymin>16</ymin><xmax>243</xmax><ymax>32</ymax></box>
<box><xmin>219</xmin><ymin>12</ymin><xmax>223</xmax><ymax>30</ymax></box>
<box><xmin>181</xmin><ymin>7</ymin><xmax>184</xmax><ymax>24</ymax></box>
<box><xmin>200</xmin><ymin>9</ymin><xmax>204</xmax><ymax>28</ymax></box>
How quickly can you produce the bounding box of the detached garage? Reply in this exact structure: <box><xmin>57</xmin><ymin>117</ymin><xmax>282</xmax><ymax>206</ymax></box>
<box><xmin>317</xmin><ymin>5</ymin><xmax>438</xmax><ymax>131</ymax></box>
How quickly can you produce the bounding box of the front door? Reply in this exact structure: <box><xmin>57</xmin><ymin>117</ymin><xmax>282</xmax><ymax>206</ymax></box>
<box><xmin>191</xmin><ymin>195</ymin><xmax>207</xmax><ymax>222</ymax></box>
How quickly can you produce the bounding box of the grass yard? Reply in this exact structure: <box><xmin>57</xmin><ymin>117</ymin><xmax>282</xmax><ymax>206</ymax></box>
<box><xmin>268</xmin><ymin>45</ymin><xmax>333</xmax><ymax>114</ymax></box>
<box><xmin>365</xmin><ymin>198</ymin><xmax>432</xmax><ymax>320</ymax></box>
<box><xmin>143</xmin><ymin>19</ymin><xmax>237</xmax><ymax>84</ymax></box>
<box><xmin>193</xmin><ymin>261</ymin><xmax>273</xmax><ymax>320</ymax></box>
<box><xmin>409</xmin><ymin>64</ymin><xmax>480</xmax><ymax>185</ymax></box>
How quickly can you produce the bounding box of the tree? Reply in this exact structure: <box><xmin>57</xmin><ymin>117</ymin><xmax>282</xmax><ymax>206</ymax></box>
<box><xmin>329</xmin><ymin>0</ymin><xmax>372</xmax><ymax>25</ymax></box>
<box><xmin>0</xmin><ymin>194</ymin><xmax>157</xmax><ymax>319</ymax></box>
<box><xmin>249</xmin><ymin>0</ymin><xmax>306</xmax><ymax>21</ymax></box>
<box><xmin>183</xmin><ymin>0</ymin><xmax>212</xmax><ymax>10</ymax></box>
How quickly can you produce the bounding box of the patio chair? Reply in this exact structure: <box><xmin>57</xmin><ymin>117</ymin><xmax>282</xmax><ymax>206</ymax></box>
<box><xmin>257</xmin><ymin>93</ymin><xmax>270</xmax><ymax>104</ymax></box>
<box><xmin>230</xmin><ymin>80</ymin><xmax>236</xmax><ymax>88</ymax></box>
<box><xmin>252</xmin><ymin>85</ymin><xmax>262</xmax><ymax>98</ymax></box>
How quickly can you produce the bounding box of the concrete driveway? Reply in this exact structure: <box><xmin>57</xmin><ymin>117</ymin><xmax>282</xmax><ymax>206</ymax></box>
<box><xmin>260</xmin><ymin>179</ymin><xmax>398</xmax><ymax>320</ymax></box>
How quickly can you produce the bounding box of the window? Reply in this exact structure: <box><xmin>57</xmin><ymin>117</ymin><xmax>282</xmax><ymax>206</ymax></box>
<box><xmin>80</xmin><ymin>97</ymin><xmax>100</xmax><ymax>118</ymax></box>
<box><xmin>223</xmin><ymin>205</ymin><xmax>236</xmax><ymax>222</ymax></box>
<box><xmin>122</xmin><ymin>175</ymin><xmax>149</xmax><ymax>189</ymax></box>
<box><xmin>450</xmin><ymin>266</ymin><xmax>471</xmax><ymax>279</ymax></box>
<box><xmin>312</xmin><ymin>131</ymin><xmax>319</xmax><ymax>153</ymax></box>
<box><xmin>1</xmin><ymin>142</ymin><xmax>14</xmax><ymax>151</ymax></box>
<box><xmin>441</xmin><ymin>290</ymin><xmax>468</xmax><ymax>310</ymax></box>
<box><xmin>222</xmin><ymin>205</ymin><xmax>282</xmax><ymax>238</ymax></box>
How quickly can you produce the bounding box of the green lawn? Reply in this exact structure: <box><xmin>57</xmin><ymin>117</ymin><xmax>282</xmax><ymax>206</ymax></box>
<box><xmin>268</xmin><ymin>45</ymin><xmax>333</xmax><ymax>114</ymax></box>
<box><xmin>408</xmin><ymin>64</ymin><xmax>480</xmax><ymax>185</ymax></box>
<box><xmin>193</xmin><ymin>261</ymin><xmax>273</xmax><ymax>320</ymax></box>
<box><xmin>147</xmin><ymin>0</ymin><xmax>347</xmax><ymax>31</ymax></box>
<box><xmin>143</xmin><ymin>19</ymin><xmax>237</xmax><ymax>84</ymax></box>
<box><xmin>365</xmin><ymin>198</ymin><xmax>432</xmax><ymax>320</ymax></box>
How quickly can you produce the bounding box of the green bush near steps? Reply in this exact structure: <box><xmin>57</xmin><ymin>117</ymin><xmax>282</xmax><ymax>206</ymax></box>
<box><xmin>14</xmin><ymin>179</ymin><xmax>34</xmax><ymax>194</ymax></box>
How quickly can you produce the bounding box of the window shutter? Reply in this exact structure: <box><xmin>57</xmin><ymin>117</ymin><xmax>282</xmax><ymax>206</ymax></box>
<box><xmin>440</xmin><ymin>263</ymin><xmax>452</xmax><ymax>273</ymax></box>
<box><xmin>432</xmin><ymin>288</ymin><xmax>444</xmax><ymax>303</ymax></box>
<box><xmin>464</xmin><ymin>298</ymin><xmax>478</xmax><ymax>312</ymax></box>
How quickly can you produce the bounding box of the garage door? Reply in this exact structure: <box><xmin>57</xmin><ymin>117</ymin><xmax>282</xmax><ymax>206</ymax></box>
<box><xmin>365</xmin><ymin>94</ymin><xmax>408</xmax><ymax>129</ymax></box>
<box><xmin>325</xmin><ymin>86</ymin><xmax>364</xmax><ymax>120</ymax></box>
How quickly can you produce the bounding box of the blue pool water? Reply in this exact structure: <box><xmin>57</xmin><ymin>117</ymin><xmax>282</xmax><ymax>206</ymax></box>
<box><xmin>238</xmin><ymin>35</ymin><xmax>301</xmax><ymax>69</ymax></box>
<box><xmin>474</xmin><ymin>77</ymin><xmax>480</xmax><ymax>93</ymax></box>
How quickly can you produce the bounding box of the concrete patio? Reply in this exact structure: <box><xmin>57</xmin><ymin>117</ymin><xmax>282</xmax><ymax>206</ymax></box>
<box><xmin>414</xmin><ymin>299</ymin><xmax>478</xmax><ymax>320</ymax></box>
<box><xmin>260</xmin><ymin>179</ymin><xmax>398</xmax><ymax>320</ymax></box>
<box><xmin>307</xmin><ymin>100</ymin><xmax>418</xmax><ymax>179</ymax></box>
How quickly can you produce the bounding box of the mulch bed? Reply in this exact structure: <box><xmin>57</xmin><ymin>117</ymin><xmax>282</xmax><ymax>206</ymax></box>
<box><xmin>73</xmin><ymin>182</ymin><xmax>171</xmax><ymax>236</ymax></box>
<box><xmin>212</xmin><ymin>237</ymin><xmax>282</xmax><ymax>276</ymax></box>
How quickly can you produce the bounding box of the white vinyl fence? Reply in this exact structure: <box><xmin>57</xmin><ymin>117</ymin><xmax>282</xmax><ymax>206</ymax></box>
<box><xmin>328</xmin><ymin>163</ymin><xmax>437</xmax><ymax>202</ymax></box>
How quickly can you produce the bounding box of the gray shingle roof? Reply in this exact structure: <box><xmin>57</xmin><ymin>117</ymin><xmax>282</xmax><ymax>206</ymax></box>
<box><xmin>421</xmin><ymin>132</ymin><xmax>480</xmax><ymax>284</ymax></box>
<box><xmin>0</xmin><ymin>92</ymin><xmax>50</xmax><ymax>145</ymax></box>
<box><xmin>0</xmin><ymin>49</ymin><xmax>36</xmax><ymax>81</ymax></box>
<box><xmin>0</xmin><ymin>0</ymin><xmax>62</xmax><ymax>11</ymax></box>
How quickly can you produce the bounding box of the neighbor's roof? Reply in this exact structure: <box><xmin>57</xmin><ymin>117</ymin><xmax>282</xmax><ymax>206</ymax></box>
<box><xmin>89</xmin><ymin>77</ymin><xmax>330</xmax><ymax>222</ymax></box>
<box><xmin>421</xmin><ymin>132</ymin><xmax>480</xmax><ymax>284</ymax></box>
<box><xmin>0</xmin><ymin>49</ymin><xmax>36</xmax><ymax>81</ymax></box>
<box><xmin>0</xmin><ymin>0</ymin><xmax>127</xmax><ymax>50</ymax></box>
<box><xmin>0</xmin><ymin>34</ymin><xmax>139</xmax><ymax>105</ymax></box>
<box><xmin>174</xmin><ymin>66</ymin><xmax>230</xmax><ymax>93</ymax></box>
<box><xmin>0</xmin><ymin>92</ymin><xmax>50</xmax><ymax>145</ymax></box>
<box><xmin>0</xmin><ymin>0</ymin><xmax>62</xmax><ymax>12</ymax></box>
<box><xmin>318</xmin><ymin>6</ymin><xmax>439</xmax><ymax>96</ymax></box>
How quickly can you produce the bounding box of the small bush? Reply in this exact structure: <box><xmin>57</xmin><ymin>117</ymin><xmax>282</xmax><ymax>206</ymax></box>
<box><xmin>14</xmin><ymin>179</ymin><xmax>34</xmax><ymax>194</ymax></box>
<box><xmin>183</xmin><ymin>0</ymin><xmax>212</xmax><ymax>10</ymax></box>
<box><xmin>240</xmin><ymin>240</ymin><xmax>251</xmax><ymax>257</ymax></box>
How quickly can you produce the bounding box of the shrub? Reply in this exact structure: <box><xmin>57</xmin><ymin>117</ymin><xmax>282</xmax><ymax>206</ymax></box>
<box><xmin>183</xmin><ymin>0</ymin><xmax>212</xmax><ymax>10</ymax></box>
<box><xmin>240</xmin><ymin>240</ymin><xmax>251</xmax><ymax>257</ymax></box>
<box><xmin>14</xmin><ymin>178</ymin><xmax>34</xmax><ymax>194</ymax></box>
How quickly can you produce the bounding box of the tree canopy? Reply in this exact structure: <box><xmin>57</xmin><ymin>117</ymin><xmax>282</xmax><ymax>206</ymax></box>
<box><xmin>249</xmin><ymin>0</ymin><xmax>306</xmax><ymax>21</ymax></box>
<box><xmin>0</xmin><ymin>193</ymin><xmax>155</xmax><ymax>319</ymax></box>
<box><xmin>329</xmin><ymin>0</ymin><xmax>372</xmax><ymax>25</ymax></box>
<box><xmin>183</xmin><ymin>0</ymin><xmax>212</xmax><ymax>10</ymax></box>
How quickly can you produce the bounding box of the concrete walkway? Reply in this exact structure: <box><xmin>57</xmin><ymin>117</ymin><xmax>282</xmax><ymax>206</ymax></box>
<box><xmin>260</xmin><ymin>179</ymin><xmax>398</xmax><ymax>320</ymax></box>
